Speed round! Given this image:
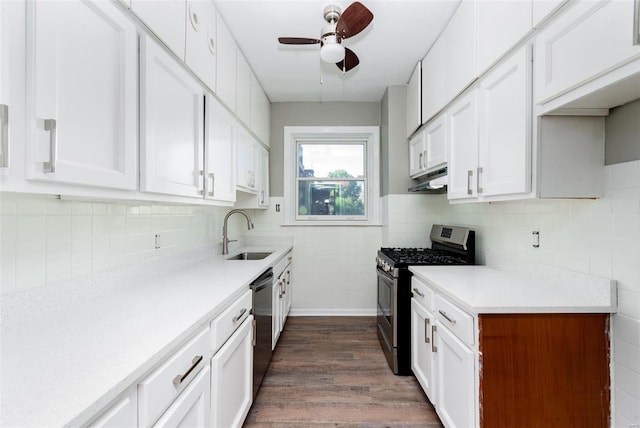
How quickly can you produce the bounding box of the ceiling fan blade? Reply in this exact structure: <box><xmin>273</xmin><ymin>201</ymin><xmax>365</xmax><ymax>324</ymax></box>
<box><xmin>336</xmin><ymin>2</ymin><xmax>373</xmax><ymax>39</ymax></box>
<box><xmin>278</xmin><ymin>37</ymin><xmax>321</xmax><ymax>45</ymax></box>
<box><xmin>336</xmin><ymin>48</ymin><xmax>360</xmax><ymax>72</ymax></box>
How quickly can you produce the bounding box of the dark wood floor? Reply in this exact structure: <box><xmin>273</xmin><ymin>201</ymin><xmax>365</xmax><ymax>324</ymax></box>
<box><xmin>244</xmin><ymin>316</ymin><xmax>443</xmax><ymax>428</ymax></box>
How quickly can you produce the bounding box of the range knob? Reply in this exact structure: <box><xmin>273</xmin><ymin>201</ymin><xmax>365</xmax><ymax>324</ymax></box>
<box><xmin>383</xmin><ymin>262</ymin><xmax>391</xmax><ymax>272</ymax></box>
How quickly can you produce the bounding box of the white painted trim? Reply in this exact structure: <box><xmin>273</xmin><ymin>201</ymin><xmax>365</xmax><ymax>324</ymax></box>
<box><xmin>283</xmin><ymin>125</ymin><xmax>381</xmax><ymax>226</ymax></box>
<box><xmin>289</xmin><ymin>308</ymin><xmax>377</xmax><ymax>317</ymax></box>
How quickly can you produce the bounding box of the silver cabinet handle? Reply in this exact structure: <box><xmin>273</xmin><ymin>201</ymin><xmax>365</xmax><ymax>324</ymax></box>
<box><xmin>412</xmin><ymin>287</ymin><xmax>424</xmax><ymax>298</ymax></box>
<box><xmin>0</xmin><ymin>104</ymin><xmax>8</xmax><ymax>168</ymax></box>
<box><xmin>208</xmin><ymin>173</ymin><xmax>215</xmax><ymax>197</ymax></box>
<box><xmin>466</xmin><ymin>170</ymin><xmax>473</xmax><ymax>195</ymax></box>
<box><xmin>252</xmin><ymin>319</ymin><xmax>257</xmax><ymax>346</ymax></box>
<box><xmin>173</xmin><ymin>355</ymin><xmax>203</xmax><ymax>386</ymax></box>
<box><xmin>431</xmin><ymin>325</ymin><xmax>437</xmax><ymax>353</ymax></box>
<box><xmin>232</xmin><ymin>308</ymin><xmax>247</xmax><ymax>322</ymax></box>
<box><xmin>424</xmin><ymin>318</ymin><xmax>430</xmax><ymax>344</ymax></box>
<box><xmin>477</xmin><ymin>166</ymin><xmax>483</xmax><ymax>194</ymax></box>
<box><xmin>438</xmin><ymin>310</ymin><xmax>456</xmax><ymax>324</ymax></box>
<box><xmin>199</xmin><ymin>170</ymin><xmax>205</xmax><ymax>196</ymax></box>
<box><xmin>634</xmin><ymin>0</ymin><xmax>640</xmax><ymax>45</ymax></box>
<box><xmin>260</xmin><ymin>190</ymin><xmax>265</xmax><ymax>204</ymax></box>
<box><xmin>43</xmin><ymin>119</ymin><xmax>57</xmax><ymax>173</ymax></box>
<box><xmin>423</xmin><ymin>150</ymin><xmax>428</xmax><ymax>168</ymax></box>
<box><xmin>418</xmin><ymin>152</ymin><xmax>423</xmax><ymax>169</ymax></box>
<box><xmin>286</xmin><ymin>270</ymin><xmax>290</xmax><ymax>285</ymax></box>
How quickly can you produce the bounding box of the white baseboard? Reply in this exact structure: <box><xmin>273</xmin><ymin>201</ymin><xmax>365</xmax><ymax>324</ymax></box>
<box><xmin>288</xmin><ymin>308</ymin><xmax>377</xmax><ymax>317</ymax></box>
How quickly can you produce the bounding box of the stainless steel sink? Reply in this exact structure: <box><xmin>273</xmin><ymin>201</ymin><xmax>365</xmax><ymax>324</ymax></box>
<box><xmin>226</xmin><ymin>252</ymin><xmax>273</xmax><ymax>261</ymax></box>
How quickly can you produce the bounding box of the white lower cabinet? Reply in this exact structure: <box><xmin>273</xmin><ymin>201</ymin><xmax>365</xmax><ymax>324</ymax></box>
<box><xmin>434</xmin><ymin>322</ymin><xmax>475</xmax><ymax>428</ymax></box>
<box><xmin>411</xmin><ymin>276</ymin><xmax>475</xmax><ymax>428</ymax></box>
<box><xmin>272</xmin><ymin>252</ymin><xmax>293</xmax><ymax>349</ymax></box>
<box><xmin>153</xmin><ymin>366</ymin><xmax>211</xmax><ymax>428</ymax></box>
<box><xmin>210</xmin><ymin>316</ymin><xmax>253</xmax><ymax>428</ymax></box>
<box><xmin>140</xmin><ymin>34</ymin><xmax>205</xmax><ymax>198</ymax></box>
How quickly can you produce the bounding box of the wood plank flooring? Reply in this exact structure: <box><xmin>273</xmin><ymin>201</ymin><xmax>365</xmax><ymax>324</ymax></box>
<box><xmin>244</xmin><ymin>316</ymin><xmax>443</xmax><ymax>428</ymax></box>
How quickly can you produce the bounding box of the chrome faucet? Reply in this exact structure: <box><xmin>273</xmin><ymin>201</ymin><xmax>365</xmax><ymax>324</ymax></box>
<box><xmin>222</xmin><ymin>209</ymin><xmax>254</xmax><ymax>255</ymax></box>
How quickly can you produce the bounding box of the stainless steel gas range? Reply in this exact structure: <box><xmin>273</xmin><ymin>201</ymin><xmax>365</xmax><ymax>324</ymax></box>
<box><xmin>376</xmin><ymin>224</ymin><xmax>475</xmax><ymax>375</ymax></box>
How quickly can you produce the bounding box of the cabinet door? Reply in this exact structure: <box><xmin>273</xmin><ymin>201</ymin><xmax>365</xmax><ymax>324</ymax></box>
<box><xmin>532</xmin><ymin>0</ymin><xmax>567</xmax><ymax>28</ymax></box>
<box><xmin>411</xmin><ymin>299</ymin><xmax>437</xmax><ymax>405</ymax></box>
<box><xmin>406</xmin><ymin>61</ymin><xmax>421</xmax><ymax>138</ymax></box>
<box><xmin>534</xmin><ymin>0</ymin><xmax>640</xmax><ymax>104</ymax></box>
<box><xmin>216</xmin><ymin>14</ymin><xmax>236</xmax><ymax>111</ymax></box>
<box><xmin>204</xmin><ymin>95</ymin><xmax>236</xmax><ymax>203</ymax></box>
<box><xmin>130</xmin><ymin>0</ymin><xmax>186</xmax><ymax>59</ymax></box>
<box><xmin>284</xmin><ymin>265</ymin><xmax>292</xmax><ymax>321</ymax></box>
<box><xmin>476</xmin><ymin>0</ymin><xmax>531</xmax><ymax>74</ymax></box>
<box><xmin>236</xmin><ymin>129</ymin><xmax>256</xmax><ymax>192</ymax></box>
<box><xmin>443</xmin><ymin>0</ymin><xmax>477</xmax><ymax>105</ymax></box>
<box><xmin>250</xmin><ymin>73</ymin><xmax>270</xmax><ymax>147</ymax></box>
<box><xmin>26</xmin><ymin>0</ymin><xmax>137</xmax><ymax>190</ymax></box>
<box><xmin>140</xmin><ymin>34</ymin><xmax>205</xmax><ymax>198</ymax></box>
<box><xmin>272</xmin><ymin>277</ymin><xmax>281</xmax><ymax>349</ymax></box>
<box><xmin>236</xmin><ymin>52</ymin><xmax>251</xmax><ymax>126</ymax></box>
<box><xmin>435</xmin><ymin>323</ymin><xmax>475</xmax><ymax>428</ymax></box>
<box><xmin>447</xmin><ymin>90</ymin><xmax>479</xmax><ymax>200</ymax></box>
<box><xmin>185</xmin><ymin>0</ymin><xmax>216</xmax><ymax>91</ymax></box>
<box><xmin>257</xmin><ymin>145</ymin><xmax>269</xmax><ymax>207</ymax></box>
<box><xmin>0</xmin><ymin>0</ymin><xmax>11</xmax><ymax>173</ymax></box>
<box><xmin>424</xmin><ymin>114</ymin><xmax>446</xmax><ymax>171</ymax></box>
<box><xmin>409</xmin><ymin>131</ymin><xmax>426</xmax><ymax>178</ymax></box>
<box><xmin>210</xmin><ymin>316</ymin><xmax>253</xmax><ymax>428</ymax></box>
<box><xmin>89</xmin><ymin>387</ymin><xmax>137</xmax><ymax>428</ymax></box>
<box><xmin>421</xmin><ymin>36</ymin><xmax>446</xmax><ymax>124</ymax></box>
<box><xmin>153</xmin><ymin>366</ymin><xmax>211</xmax><ymax>428</ymax></box>
<box><xmin>478</xmin><ymin>46</ymin><xmax>532</xmax><ymax>197</ymax></box>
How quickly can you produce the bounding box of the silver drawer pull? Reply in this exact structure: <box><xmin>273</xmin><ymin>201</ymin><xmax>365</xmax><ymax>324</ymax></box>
<box><xmin>43</xmin><ymin>119</ymin><xmax>57</xmax><ymax>173</ymax></box>
<box><xmin>412</xmin><ymin>287</ymin><xmax>424</xmax><ymax>298</ymax></box>
<box><xmin>438</xmin><ymin>310</ymin><xmax>456</xmax><ymax>324</ymax></box>
<box><xmin>467</xmin><ymin>170</ymin><xmax>473</xmax><ymax>195</ymax></box>
<box><xmin>173</xmin><ymin>355</ymin><xmax>203</xmax><ymax>386</ymax></box>
<box><xmin>232</xmin><ymin>308</ymin><xmax>247</xmax><ymax>322</ymax></box>
<box><xmin>431</xmin><ymin>325</ymin><xmax>437</xmax><ymax>353</ymax></box>
<box><xmin>634</xmin><ymin>0</ymin><xmax>640</xmax><ymax>46</ymax></box>
<box><xmin>0</xmin><ymin>104</ymin><xmax>8</xmax><ymax>168</ymax></box>
<box><xmin>208</xmin><ymin>173</ymin><xmax>215</xmax><ymax>197</ymax></box>
<box><xmin>477</xmin><ymin>166</ymin><xmax>483</xmax><ymax>194</ymax></box>
<box><xmin>424</xmin><ymin>318</ymin><xmax>430</xmax><ymax>344</ymax></box>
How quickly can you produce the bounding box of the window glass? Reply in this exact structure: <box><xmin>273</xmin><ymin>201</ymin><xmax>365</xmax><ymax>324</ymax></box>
<box><xmin>297</xmin><ymin>144</ymin><xmax>364</xmax><ymax>178</ymax></box>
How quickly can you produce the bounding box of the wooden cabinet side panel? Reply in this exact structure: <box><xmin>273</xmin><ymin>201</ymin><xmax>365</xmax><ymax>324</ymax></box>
<box><xmin>478</xmin><ymin>314</ymin><xmax>610</xmax><ymax>427</ymax></box>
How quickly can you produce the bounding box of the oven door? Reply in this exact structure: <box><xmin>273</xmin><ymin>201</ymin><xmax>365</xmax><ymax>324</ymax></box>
<box><xmin>377</xmin><ymin>267</ymin><xmax>397</xmax><ymax>371</ymax></box>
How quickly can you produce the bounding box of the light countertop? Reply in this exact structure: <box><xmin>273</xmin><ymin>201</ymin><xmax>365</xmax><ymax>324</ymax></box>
<box><xmin>0</xmin><ymin>244</ymin><xmax>292</xmax><ymax>428</ymax></box>
<box><xmin>409</xmin><ymin>265</ymin><xmax>617</xmax><ymax>314</ymax></box>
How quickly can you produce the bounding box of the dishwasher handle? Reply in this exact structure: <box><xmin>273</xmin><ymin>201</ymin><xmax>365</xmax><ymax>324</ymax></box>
<box><xmin>251</xmin><ymin>268</ymin><xmax>273</xmax><ymax>292</ymax></box>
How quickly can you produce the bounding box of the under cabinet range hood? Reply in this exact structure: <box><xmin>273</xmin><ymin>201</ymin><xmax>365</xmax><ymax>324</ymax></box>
<box><xmin>408</xmin><ymin>166</ymin><xmax>447</xmax><ymax>193</ymax></box>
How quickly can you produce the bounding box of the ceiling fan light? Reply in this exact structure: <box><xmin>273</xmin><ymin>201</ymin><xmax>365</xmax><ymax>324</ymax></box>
<box><xmin>320</xmin><ymin>42</ymin><xmax>345</xmax><ymax>63</ymax></box>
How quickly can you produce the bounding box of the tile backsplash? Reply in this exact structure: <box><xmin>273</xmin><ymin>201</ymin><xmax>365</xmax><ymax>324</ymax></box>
<box><xmin>0</xmin><ymin>194</ymin><xmax>235</xmax><ymax>295</ymax></box>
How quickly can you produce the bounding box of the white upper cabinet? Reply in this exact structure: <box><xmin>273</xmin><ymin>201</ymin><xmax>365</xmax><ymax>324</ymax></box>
<box><xmin>140</xmin><ymin>34</ymin><xmax>205</xmax><ymax>198</ymax></box>
<box><xmin>130</xmin><ymin>0</ymin><xmax>186</xmax><ymax>59</ymax></box>
<box><xmin>421</xmin><ymin>36</ymin><xmax>445</xmax><ymax>125</ymax></box>
<box><xmin>236</xmin><ymin>127</ymin><xmax>257</xmax><ymax>192</ymax></box>
<box><xmin>0</xmin><ymin>0</ymin><xmax>11</xmax><ymax>172</ymax></box>
<box><xmin>406</xmin><ymin>61</ymin><xmax>422</xmax><ymax>138</ymax></box>
<box><xmin>478</xmin><ymin>46</ymin><xmax>531</xmax><ymax>197</ymax></box>
<box><xmin>443</xmin><ymin>0</ymin><xmax>477</xmax><ymax>106</ymax></box>
<box><xmin>409</xmin><ymin>113</ymin><xmax>446</xmax><ymax>179</ymax></box>
<box><xmin>534</xmin><ymin>0</ymin><xmax>640</xmax><ymax>105</ymax></box>
<box><xmin>236</xmin><ymin>51</ymin><xmax>251</xmax><ymax>126</ymax></box>
<box><xmin>185</xmin><ymin>0</ymin><xmax>217</xmax><ymax>91</ymax></box>
<box><xmin>409</xmin><ymin>130</ymin><xmax>426</xmax><ymax>178</ymax></box>
<box><xmin>205</xmin><ymin>94</ymin><xmax>236</xmax><ymax>203</ymax></box>
<box><xmin>216</xmin><ymin>13</ymin><xmax>237</xmax><ymax>112</ymax></box>
<box><xmin>447</xmin><ymin>89</ymin><xmax>479</xmax><ymax>201</ymax></box>
<box><xmin>257</xmin><ymin>145</ymin><xmax>269</xmax><ymax>208</ymax></box>
<box><xmin>25</xmin><ymin>0</ymin><xmax>138</xmax><ymax>190</ymax></box>
<box><xmin>476</xmin><ymin>0</ymin><xmax>532</xmax><ymax>74</ymax></box>
<box><xmin>250</xmin><ymin>73</ymin><xmax>270</xmax><ymax>147</ymax></box>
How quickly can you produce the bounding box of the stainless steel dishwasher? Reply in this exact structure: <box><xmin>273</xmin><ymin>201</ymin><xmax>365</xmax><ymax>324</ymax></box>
<box><xmin>251</xmin><ymin>268</ymin><xmax>273</xmax><ymax>398</ymax></box>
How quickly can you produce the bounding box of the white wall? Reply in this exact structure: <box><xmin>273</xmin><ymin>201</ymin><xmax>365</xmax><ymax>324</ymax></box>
<box><xmin>384</xmin><ymin>160</ymin><xmax>640</xmax><ymax>426</ymax></box>
<box><xmin>0</xmin><ymin>193</ymin><xmax>241</xmax><ymax>295</ymax></box>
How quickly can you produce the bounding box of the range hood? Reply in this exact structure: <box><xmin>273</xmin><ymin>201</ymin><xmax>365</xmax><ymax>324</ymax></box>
<box><xmin>408</xmin><ymin>166</ymin><xmax>447</xmax><ymax>194</ymax></box>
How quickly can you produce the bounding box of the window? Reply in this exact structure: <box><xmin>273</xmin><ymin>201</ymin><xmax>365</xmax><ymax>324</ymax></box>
<box><xmin>283</xmin><ymin>126</ymin><xmax>380</xmax><ymax>225</ymax></box>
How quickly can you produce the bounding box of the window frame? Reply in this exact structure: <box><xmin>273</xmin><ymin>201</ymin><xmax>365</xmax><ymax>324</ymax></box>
<box><xmin>283</xmin><ymin>126</ymin><xmax>380</xmax><ymax>226</ymax></box>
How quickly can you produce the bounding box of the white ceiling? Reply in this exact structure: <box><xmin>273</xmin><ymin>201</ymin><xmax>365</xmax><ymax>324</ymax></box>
<box><xmin>214</xmin><ymin>0</ymin><xmax>461</xmax><ymax>103</ymax></box>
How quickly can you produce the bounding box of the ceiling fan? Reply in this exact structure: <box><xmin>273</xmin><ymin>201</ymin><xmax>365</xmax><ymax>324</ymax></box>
<box><xmin>277</xmin><ymin>2</ymin><xmax>374</xmax><ymax>73</ymax></box>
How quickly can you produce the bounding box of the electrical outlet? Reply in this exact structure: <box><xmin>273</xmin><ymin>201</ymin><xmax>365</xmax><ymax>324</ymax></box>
<box><xmin>532</xmin><ymin>231</ymin><xmax>539</xmax><ymax>248</ymax></box>
<box><xmin>155</xmin><ymin>233</ymin><xmax>161</xmax><ymax>249</ymax></box>
<box><xmin>275</xmin><ymin>204</ymin><xmax>280</xmax><ymax>212</ymax></box>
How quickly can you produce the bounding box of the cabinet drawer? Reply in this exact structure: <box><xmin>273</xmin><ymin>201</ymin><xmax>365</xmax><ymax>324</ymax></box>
<box><xmin>411</xmin><ymin>277</ymin><xmax>434</xmax><ymax>311</ymax></box>
<box><xmin>138</xmin><ymin>327</ymin><xmax>209</xmax><ymax>428</ymax></box>
<box><xmin>211</xmin><ymin>289</ymin><xmax>252</xmax><ymax>353</ymax></box>
<box><xmin>273</xmin><ymin>252</ymin><xmax>291</xmax><ymax>279</ymax></box>
<box><xmin>435</xmin><ymin>294</ymin><xmax>474</xmax><ymax>346</ymax></box>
